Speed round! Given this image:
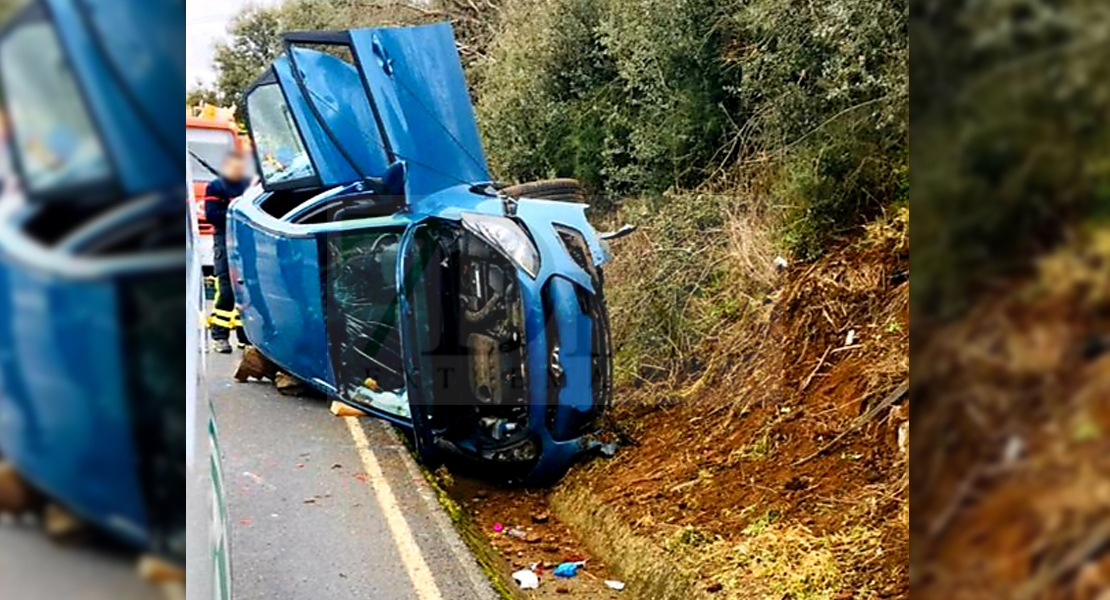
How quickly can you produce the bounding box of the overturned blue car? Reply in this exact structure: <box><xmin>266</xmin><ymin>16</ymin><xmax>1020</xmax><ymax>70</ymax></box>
<box><xmin>228</xmin><ymin>23</ymin><xmax>615</xmax><ymax>484</ymax></box>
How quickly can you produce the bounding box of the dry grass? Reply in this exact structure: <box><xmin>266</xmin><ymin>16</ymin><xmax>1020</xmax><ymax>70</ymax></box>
<box><xmin>911</xmin><ymin>226</ymin><xmax>1110</xmax><ymax>600</ymax></box>
<box><xmin>662</xmin><ymin>520</ymin><xmax>888</xmax><ymax>600</ymax></box>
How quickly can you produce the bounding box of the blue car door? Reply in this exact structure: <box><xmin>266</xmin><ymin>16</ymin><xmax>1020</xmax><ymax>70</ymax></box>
<box><xmin>233</xmin><ymin>33</ymin><xmax>397</xmax><ymax>388</ymax></box>
<box><xmin>229</xmin><ymin>210</ymin><xmax>331</xmax><ymax>386</ymax></box>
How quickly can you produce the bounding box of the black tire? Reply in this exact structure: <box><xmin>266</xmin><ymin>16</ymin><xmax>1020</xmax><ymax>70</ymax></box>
<box><xmin>501</xmin><ymin>178</ymin><xmax>586</xmax><ymax>203</ymax></box>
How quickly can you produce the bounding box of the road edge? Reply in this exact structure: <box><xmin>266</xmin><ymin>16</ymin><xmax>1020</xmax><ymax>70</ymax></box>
<box><xmin>367</xmin><ymin>420</ymin><xmax>515</xmax><ymax>600</ymax></box>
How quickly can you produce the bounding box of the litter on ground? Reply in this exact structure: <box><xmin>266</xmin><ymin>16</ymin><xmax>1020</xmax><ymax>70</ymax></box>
<box><xmin>512</xmin><ymin>568</ymin><xmax>539</xmax><ymax>589</ymax></box>
<box><xmin>553</xmin><ymin>561</ymin><xmax>586</xmax><ymax>578</ymax></box>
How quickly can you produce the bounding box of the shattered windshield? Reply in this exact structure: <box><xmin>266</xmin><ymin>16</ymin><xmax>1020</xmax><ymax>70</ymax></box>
<box><xmin>246</xmin><ymin>82</ymin><xmax>316</xmax><ymax>187</ymax></box>
<box><xmin>0</xmin><ymin>18</ymin><xmax>111</xmax><ymax>195</ymax></box>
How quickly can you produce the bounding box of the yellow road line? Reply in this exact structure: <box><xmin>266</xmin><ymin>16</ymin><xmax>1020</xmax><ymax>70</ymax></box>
<box><xmin>344</xmin><ymin>417</ymin><xmax>444</xmax><ymax>600</ymax></box>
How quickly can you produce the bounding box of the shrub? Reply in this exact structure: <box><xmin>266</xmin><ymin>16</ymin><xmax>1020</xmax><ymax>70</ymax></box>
<box><xmin>475</xmin><ymin>0</ymin><xmax>741</xmax><ymax>197</ymax></box>
<box><xmin>730</xmin><ymin>0</ymin><xmax>908</xmax><ymax>259</ymax></box>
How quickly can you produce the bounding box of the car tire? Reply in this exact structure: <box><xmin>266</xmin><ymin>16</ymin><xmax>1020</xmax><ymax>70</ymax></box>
<box><xmin>501</xmin><ymin>179</ymin><xmax>586</xmax><ymax>203</ymax></box>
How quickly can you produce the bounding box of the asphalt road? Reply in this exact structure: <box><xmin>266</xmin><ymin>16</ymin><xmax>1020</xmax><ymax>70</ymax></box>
<box><xmin>0</xmin><ymin>519</ymin><xmax>158</xmax><ymax>600</ymax></box>
<box><xmin>207</xmin><ymin>348</ymin><xmax>497</xmax><ymax>600</ymax></box>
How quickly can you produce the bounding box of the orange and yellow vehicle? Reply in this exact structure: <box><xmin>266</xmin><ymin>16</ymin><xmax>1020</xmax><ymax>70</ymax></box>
<box><xmin>187</xmin><ymin>114</ymin><xmax>243</xmax><ymax>272</ymax></box>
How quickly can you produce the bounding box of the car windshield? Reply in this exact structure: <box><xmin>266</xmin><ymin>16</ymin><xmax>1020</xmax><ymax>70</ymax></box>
<box><xmin>247</xmin><ymin>83</ymin><xmax>316</xmax><ymax>187</ymax></box>
<box><xmin>0</xmin><ymin>17</ymin><xmax>111</xmax><ymax>195</ymax></box>
<box><xmin>187</xmin><ymin>128</ymin><xmax>235</xmax><ymax>183</ymax></box>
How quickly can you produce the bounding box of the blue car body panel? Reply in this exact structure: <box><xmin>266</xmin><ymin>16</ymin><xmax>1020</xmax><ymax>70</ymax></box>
<box><xmin>231</xmin><ymin>22</ymin><xmax>611</xmax><ymax>483</ymax></box>
<box><xmin>0</xmin><ymin>0</ymin><xmax>182</xmax><ymax>550</ymax></box>
<box><xmin>272</xmin><ymin>51</ymin><xmax>390</xmax><ymax>187</ymax></box>
<box><xmin>229</xmin><ymin>217</ymin><xmax>333</xmax><ymax>387</ymax></box>
<box><xmin>347</xmin><ymin>24</ymin><xmax>490</xmax><ymax>197</ymax></box>
<box><xmin>47</xmin><ymin>0</ymin><xmax>182</xmax><ymax>198</ymax></box>
<box><xmin>0</xmin><ymin>265</ymin><xmax>147</xmax><ymax>542</ymax></box>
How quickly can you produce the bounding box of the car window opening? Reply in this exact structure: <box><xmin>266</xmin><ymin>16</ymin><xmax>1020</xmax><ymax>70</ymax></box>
<box><xmin>291</xmin><ymin>191</ymin><xmax>404</xmax><ymax>225</ymax></box>
<box><xmin>257</xmin><ymin>187</ymin><xmax>324</xmax><ymax>219</ymax></box>
<box><xmin>326</xmin><ymin>230</ymin><xmax>408</xmax><ymax>417</ymax></box>
<box><xmin>247</xmin><ymin>82</ymin><xmax>318</xmax><ymax>188</ymax></box>
<box><xmin>19</xmin><ymin>202</ymin><xmax>113</xmax><ymax>246</ymax></box>
<box><xmin>0</xmin><ymin>15</ymin><xmax>112</xmax><ymax>197</ymax></box>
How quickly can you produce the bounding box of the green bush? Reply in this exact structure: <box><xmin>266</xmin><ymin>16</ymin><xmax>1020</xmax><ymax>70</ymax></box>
<box><xmin>733</xmin><ymin>0</ymin><xmax>908</xmax><ymax>259</ymax></box>
<box><xmin>911</xmin><ymin>0</ymin><xmax>1110</xmax><ymax>318</ymax></box>
<box><xmin>475</xmin><ymin>0</ymin><xmax>741</xmax><ymax>197</ymax></box>
<box><xmin>778</xmin><ymin>122</ymin><xmax>909</xmax><ymax>261</ymax></box>
<box><xmin>477</xmin><ymin>0</ymin><xmax>907</xmax><ymax>258</ymax></box>
<box><xmin>214</xmin><ymin>0</ymin><xmax>911</xmax><ymax>264</ymax></box>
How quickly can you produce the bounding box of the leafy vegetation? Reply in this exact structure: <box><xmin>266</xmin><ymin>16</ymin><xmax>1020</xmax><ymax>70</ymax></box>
<box><xmin>912</xmin><ymin>0</ymin><xmax>1110</xmax><ymax>318</ymax></box>
<box><xmin>474</xmin><ymin>0</ymin><xmax>741</xmax><ymax>197</ymax></box>
<box><xmin>476</xmin><ymin>0</ymin><xmax>906</xmax><ymax>250</ymax></box>
<box><xmin>209</xmin><ymin>0</ymin><xmax>907</xmax><ymax>260</ymax></box>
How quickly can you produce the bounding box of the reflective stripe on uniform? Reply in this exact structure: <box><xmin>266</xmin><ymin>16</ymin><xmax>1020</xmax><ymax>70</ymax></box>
<box><xmin>209</xmin><ymin>277</ymin><xmax>242</xmax><ymax>328</ymax></box>
<box><xmin>208</xmin><ymin>314</ymin><xmax>242</xmax><ymax>328</ymax></box>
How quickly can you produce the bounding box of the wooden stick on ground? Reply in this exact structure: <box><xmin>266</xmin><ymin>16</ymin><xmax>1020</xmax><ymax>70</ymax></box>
<box><xmin>138</xmin><ymin>554</ymin><xmax>185</xmax><ymax>584</ymax></box>
<box><xmin>0</xmin><ymin>461</ymin><xmax>41</xmax><ymax>513</ymax></box>
<box><xmin>793</xmin><ymin>379</ymin><xmax>909</xmax><ymax>466</ymax></box>
<box><xmin>799</xmin><ymin>346</ymin><xmax>832</xmax><ymax>392</ymax></box>
<box><xmin>274</xmin><ymin>371</ymin><xmax>306</xmax><ymax>396</ymax></box>
<box><xmin>43</xmin><ymin>503</ymin><xmax>86</xmax><ymax>539</ymax></box>
<box><xmin>330</xmin><ymin>401</ymin><xmax>369</xmax><ymax>418</ymax></box>
<box><xmin>138</xmin><ymin>555</ymin><xmax>185</xmax><ymax>600</ymax></box>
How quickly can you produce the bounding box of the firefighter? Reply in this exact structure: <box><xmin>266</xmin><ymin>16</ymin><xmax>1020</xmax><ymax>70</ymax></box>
<box><xmin>205</xmin><ymin>150</ymin><xmax>249</xmax><ymax>353</ymax></box>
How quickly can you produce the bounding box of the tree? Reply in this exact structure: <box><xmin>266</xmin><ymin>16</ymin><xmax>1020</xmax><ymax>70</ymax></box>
<box><xmin>210</xmin><ymin>0</ymin><xmax>503</xmax><ymax>110</ymax></box>
<box><xmin>186</xmin><ymin>83</ymin><xmax>220</xmax><ymax>109</ymax></box>
<box><xmin>212</xmin><ymin>5</ymin><xmax>285</xmax><ymax>108</ymax></box>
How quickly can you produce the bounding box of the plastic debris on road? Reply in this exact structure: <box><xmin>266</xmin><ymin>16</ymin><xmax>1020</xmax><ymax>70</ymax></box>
<box><xmin>493</xmin><ymin>522</ymin><xmax>504</xmax><ymax>533</ymax></box>
<box><xmin>605</xmin><ymin>580</ymin><xmax>626</xmax><ymax>591</ymax></box>
<box><xmin>512</xmin><ymin>568</ymin><xmax>540</xmax><ymax>589</ymax></box>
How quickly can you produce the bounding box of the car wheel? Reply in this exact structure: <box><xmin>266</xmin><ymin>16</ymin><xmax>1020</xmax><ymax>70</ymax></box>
<box><xmin>501</xmin><ymin>179</ymin><xmax>586</xmax><ymax>203</ymax></box>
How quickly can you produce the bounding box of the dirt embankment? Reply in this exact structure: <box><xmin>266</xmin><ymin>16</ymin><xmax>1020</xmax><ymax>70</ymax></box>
<box><xmin>913</xmin><ymin>230</ymin><xmax>1110</xmax><ymax>600</ymax></box>
<box><xmin>567</xmin><ymin>211</ymin><xmax>909</xmax><ymax>600</ymax></box>
<box><xmin>445</xmin><ymin>210</ymin><xmax>911</xmax><ymax>599</ymax></box>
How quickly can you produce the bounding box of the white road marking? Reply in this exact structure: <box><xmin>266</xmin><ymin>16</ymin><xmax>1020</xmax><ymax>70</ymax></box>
<box><xmin>345</xmin><ymin>417</ymin><xmax>444</xmax><ymax>600</ymax></box>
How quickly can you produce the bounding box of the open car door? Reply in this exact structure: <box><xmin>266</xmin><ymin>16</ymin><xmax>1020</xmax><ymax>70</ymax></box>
<box><xmin>233</xmin><ymin>33</ymin><xmax>397</xmax><ymax>391</ymax></box>
<box><xmin>235</xmin><ymin>23</ymin><xmax>493</xmax><ymax>414</ymax></box>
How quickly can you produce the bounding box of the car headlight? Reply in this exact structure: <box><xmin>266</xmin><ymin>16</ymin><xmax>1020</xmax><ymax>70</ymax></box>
<box><xmin>461</xmin><ymin>213</ymin><xmax>540</xmax><ymax>278</ymax></box>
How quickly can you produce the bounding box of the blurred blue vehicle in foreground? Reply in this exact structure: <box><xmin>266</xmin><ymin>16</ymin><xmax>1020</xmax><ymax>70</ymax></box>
<box><xmin>0</xmin><ymin>0</ymin><xmax>183</xmax><ymax>565</ymax></box>
<box><xmin>229</xmin><ymin>23</ymin><xmax>615</xmax><ymax>484</ymax></box>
